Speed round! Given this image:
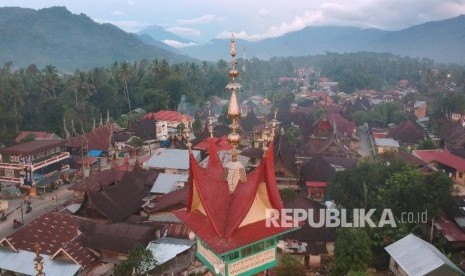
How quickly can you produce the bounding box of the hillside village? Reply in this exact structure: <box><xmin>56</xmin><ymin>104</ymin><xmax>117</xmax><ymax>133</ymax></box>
<box><xmin>1</xmin><ymin>41</ymin><xmax>465</xmax><ymax>275</ymax></box>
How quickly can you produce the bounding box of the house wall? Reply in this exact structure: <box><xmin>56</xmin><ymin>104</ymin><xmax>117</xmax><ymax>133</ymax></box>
<box><xmin>377</xmin><ymin>146</ymin><xmax>398</xmax><ymax>154</ymax></box>
<box><xmin>415</xmin><ymin>105</ymin><xmax>427</xmax><ymax>119</ymax></box>
<box><xmin>389</xmin><ymin>258</ymin><xmax>409</xmax><ymax>276</ymax></box>
<box><xmin>454</xmin><ymin>170</ymin><xmax>465</xmax><ymax>185</ymax></box>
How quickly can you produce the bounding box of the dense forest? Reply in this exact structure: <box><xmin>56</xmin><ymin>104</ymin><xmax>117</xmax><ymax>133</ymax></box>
<box><xmin>0</xmin><ymin>52</ymin><xmax>464</xmax><ymax>146</ymax></box>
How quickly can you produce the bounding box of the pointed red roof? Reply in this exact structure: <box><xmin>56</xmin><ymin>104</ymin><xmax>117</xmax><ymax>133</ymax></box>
<box><xmin>175</xmin><ymin>138</ymin><xmax>292</xmax><ymax>253</ymax></box>
<box><xmin>193</xmin><ymin>136</ymin><xmax>232</xmax><ymax>152</ymax></box>
<box><xmin>143</xmin><ymin>110</ymin><xmax>192</xmax><ymax>122</ymax></box>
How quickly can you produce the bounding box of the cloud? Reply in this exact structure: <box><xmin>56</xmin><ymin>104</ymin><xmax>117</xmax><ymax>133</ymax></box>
<box><xmin>167</xmin><ymin>27</ymin><xmax>201</xmax><ymax>37</ymax></box>
<box><xmin>162</xmin><ymin>40</ymin><xmax>199</xmax><ymax>48</ymax></box>
<box><xmin>127</xmin><ymin>0</ymin><xmax>136</xmax><ymax>5</ymax></box>
<box><xmin>112</xmin><ymin>11</ymin><xmax>123</xmax><ymax>16</ymax></box>
<box><xmin>95</xmin><ymin>19</ymin><xmax>149</xmax><ymax>33</ymax></box>
<box><xmin>258</xmin><ymin>8</ymin><xmax>270</xmax><ymax>18</ymax></box>
<box><xmin>216</xmin><ymin>0</ymin><xmax>465</xmax><ymax>42</ymax></box>
<box><xmin>176</xmin><ymin>15</ymin><xmax>216</xmax><ymax>25</ymax></box>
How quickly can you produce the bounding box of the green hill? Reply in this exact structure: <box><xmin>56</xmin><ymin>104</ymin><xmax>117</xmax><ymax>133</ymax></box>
<box><xmin>0</xmin><ymin>6</ymin><xmax>189</xmax><ymax>71</ymax></box>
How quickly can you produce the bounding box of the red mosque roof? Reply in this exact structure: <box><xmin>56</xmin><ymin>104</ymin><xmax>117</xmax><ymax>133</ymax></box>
<box><xmin>175</xmin><ymin>138</ymin><xmax>293</xmax><ymax>253</ymax></box>
<box><xmin>143</xmin><ymin>110</ymin><xmax>192</xmax><ymax>122</ymax></box>
<box><xmin>193</xmin><ymin>136</ymin><xmax>232</xmax><ymax>152</ymax></box>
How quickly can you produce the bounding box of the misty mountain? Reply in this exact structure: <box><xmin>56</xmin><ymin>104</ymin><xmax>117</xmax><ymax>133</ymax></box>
<box><xmin>0</xmin><ymin>6</ymin><xmax>190</xmax><ymax>71</ymax></box>
<box><xmin>138</xmin><ymin>33</ymin><xmax>178</xmax><ymax>52</ymax></box>
<box><xmin>138</xmin><ymin>25</ymin><xmax>194</xmax><ymax>44</ymax></box>
<box><xmin>180</xmin><ymin>15</ymin><xmax>465</xmax><ymax>64</ymax></box>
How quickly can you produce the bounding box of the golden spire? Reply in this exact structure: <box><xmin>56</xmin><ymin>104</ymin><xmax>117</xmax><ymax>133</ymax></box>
<box><xmin>262</xmin><ymin>118</ymin><xmax>270</xmax><ymax>157</ymax></box>
<box><xmin>270</xmin><ymin>108</ymin><xmax>279</xmax><ymax>140</ymax></box>
<box><xmin>208</xmin><ymin>110</ymin><xmax>214</xmax><ymax>138</ymax></box>
<box><xmin>226</xmin><ymin>33</ymin><xmax>242</xmax><ymax>162</ymax></box>
<box><xmin>223</xmin><ymin>33</ymin><xmax>247</xmax><ymax>193</ymax></box>
<box><xmin>34</xmin><ymin>242</ymin><xmax>45</xmax><ymax>276</ymax></box>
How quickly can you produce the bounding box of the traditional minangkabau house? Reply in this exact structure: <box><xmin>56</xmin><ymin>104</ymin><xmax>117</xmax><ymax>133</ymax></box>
<box><xmin>240</xmin><ymin>108</ymin><xmax>262</xmax><ymax>146</ymax></box>
<box><xmin>75</xmin><ymin>219</ymin><xmax>160</xmax><ymax>261</ymax></box>
<box><xmin>388</xmin><ymin>120</ymin><xmax>427</xmax><ymax>151</ymax></box>
<box><xmin>15</xmin><ymin>131</ymin><xmax>60</xmax><ymax>143</ymax></box>
<box><xmin>0</xmin><ymin>212</ymin><xmax>97</xmax><ymax>275</ymax></box>
<box><xmin>281</xmin><ymin>195</ymin><xmax>336</xmax><ymax>270</ymax></box>
<box><xmin>75</xmin><ymin>166</ymin><xmax>157</xmax><ymax>222</ymax></box>
<box><xmin>273</xmin><ymin>133</ymin><xmax>299</xmax><ymax>190</ymax></box>
<box><xmin>67</xmin><ymin>168</ymin><xmax>123</xmax><ymax>197</ymax></box>
<box><xmin>300</xmin><ymin>155</ymin><xmax>358</xmax><ymax>202</ymax></box>
<box><xmin>0</xmin><ymin>139</ymin><xmax>71</xmax><ymax>196</ymax></box>
<box><xmin>175</xmin><ymin>35</ymin><xmax>297</xmax><ymax>276</ymax></box>
<box><xmin>65</xmin><ymin>122</ymin><xmax>121</xmax><ymax>171</ymax></box>
<box><xmin>300</xmin><ymin>111</ymin><xmax>359</xmax><ymax>158</ymax></box>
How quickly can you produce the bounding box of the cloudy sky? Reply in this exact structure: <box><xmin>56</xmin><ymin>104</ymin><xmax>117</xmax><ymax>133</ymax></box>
<box><xmin>2</xmin><ymin>0</ymin><xmax>465</xmax><ymax>45</ymax></box>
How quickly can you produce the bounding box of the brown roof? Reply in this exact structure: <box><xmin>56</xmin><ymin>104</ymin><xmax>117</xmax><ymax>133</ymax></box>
<box><xmin>68</xmin><ymin>169</ymin><xmax>121</xmax><ymax>192</ymax></box>
<box><xmin>150</xmin><ymin>186</ymin><xmax>189</xmax><ymax>213</ymax></box>
<box><xmin>241</xmin><ymin>147</ymin><xmax>264</xmax><ymax>158</ymax></box>
<box><xmin>84</xmin><ymin>169</ymin><xmax>157</xmax><ymax>222</ymax></box>
<box><xmin>274</xmin><ymin>134</ymin><xmax>298</xmax><ymax>177</ymax></box>
<box><xmin>66</xmin><ymin>123</ymin><xmax>113</xmax><ymax>151</ymax></box>
<box><xmin>5</xmin><ymin>212</ymin><xmax>97</xmax><ymax>268</ymax></box>
<box><xmin>283</xmin><ymin>195</ymin><xmax>336</xmax><ymax>243</ymax></box>
<box><xmin>128</xmin><ymin>118</ymin><xmax>157</xmax><ymax>140</ymax></box>
<box><xmin>0</xmin><ymin>139</ymin><xmax>65</xmax><ymax>155</ymax></box>
<box><xmin>388</xmin><ymin>120</ymin><xmax>427</xmax><ymax>143</ymax></box>
<box><xmin>300</xmin><ymin>155</ymin><xmax>358</xmax><ymax>182</ymax></box>
<box><xmin>76</xmin><ymin>219</ymin><xmax>158</xmax><ymax>254</ymax></box>
<box><xmin>240</xmin><ymin>108</ymin><xmax>262</xmax><ymax>133</ymax></box>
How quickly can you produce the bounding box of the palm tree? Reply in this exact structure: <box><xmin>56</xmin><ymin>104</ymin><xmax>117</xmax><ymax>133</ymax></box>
<box><xmin>8</xmin><ymin>73</ymin><xmax>26</xmax><ymax>132</ymax></box>
<box><xmin>43</xmin><ymin>65</ymin><xmax>59</xmax><ymax>98</ymax></box>
<box><xmin>118</xmin><ymin>61</ymin><xmax>132</xmax><ymax>113</ymax></box>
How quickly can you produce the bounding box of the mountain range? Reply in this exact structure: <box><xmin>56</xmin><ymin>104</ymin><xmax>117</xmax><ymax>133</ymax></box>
<box><xmin>0</xmin><ymin>6</ymin><xmax>190</xmax><ymax>71</ymax></box>
<box><xmin>177</xmin><ymin>15</ymin><xmax>465</xmax><ymax>64</ymax></box>
<box><xmin>0</xmin><ymin>6</ymin><xmax>464</xmax><ymax>71</ymax></box>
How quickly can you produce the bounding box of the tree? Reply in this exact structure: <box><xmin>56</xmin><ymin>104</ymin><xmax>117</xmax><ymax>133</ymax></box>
<box><xmin>278</xmin><ymin>255</ymin><xmax>305</xmax><ymax>276</ymax></box>
<box><xmin>418</xmin><ymin>139</ymin><xmax>437</xmax><ymax>150</ymax></box>
<box><xmin>192</xmin><ymin>112</ymin><xmax>202</xmax><ymax>134</ymax></box>
<box><xmin>114</xmin><ymin>243</ymin><xmax>156</xmax><ymax>276</ymax></box>
<box><xmin>333</xmin><ymin>228</ymin><xmax>372</xmax><ymax>275</ymax></box>
<box><xmin>43</xmin><ymin>65</ymin><xmax>59</xmax><ymax>98</ymax></box>
<box><xmin>284</xmin><ymin>125</ymin><xmax>301</xmax><ymax>147</ymax></box>
<box><xmin>118</xmin><ymin>61</ymin><xmax>132</xmax><ymax>113</ymax></box>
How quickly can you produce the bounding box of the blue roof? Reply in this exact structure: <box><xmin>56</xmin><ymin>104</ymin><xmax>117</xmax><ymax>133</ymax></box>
<box><xmin>88</xmin><ymin>150</ymin><xmax>103</xmax><ymax>157</ymax></box>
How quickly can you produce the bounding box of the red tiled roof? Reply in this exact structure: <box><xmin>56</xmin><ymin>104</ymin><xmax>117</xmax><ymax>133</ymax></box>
<box><xmin>66</xmin><ymin>123</ymin><xmax>113</xmax><ymax>151</ymax></box>
<box><xmin>0</xmin><ymin>139</ymin><xmax>65</xmax><ymax>155</ymax></box>
<box><xmin>306</xmin><ymin>181</ymin><xmax>327</xmax><ymax>187</ymax></box>
<box><xmin>436</xmin><ymin>216</ymin><xmax>465</xmax><ymax>242</ymax></box>
<box><xmin>305</xmin><ymin>92</ymin><xmax>334</xmax><ymax>105</ymax></box>
<box><xmin>143</xmin><ymin>110</ymin><xmax>192</xmax><ymax>122</ymax></box>
<box><xmin>5</xmin><ymin>212</ymin><xmax>97</xmax><ymax>268</ymax></box>
<box><xmin>327</xmin><ymin>112</ymin><xmax>355</xmax><ymax>137</ymax></box>
<box><xmin>175</xmin><ymin>138</ymin><xmax>294</xmax><ymax>253</ymax></box>
<box><xmin>413</xmin><ymin>148</ymin><xmax>465</xmax><ymax>172</ymax></box>
<box><xmin>15</xmin><ymin>131</ymin><xmax>58</xmax><ymax>143</ymax></box>
<box><xmin>194</xmin><ymin>136</ymin><xmax>232</xmax><ymax>152</ymax></box>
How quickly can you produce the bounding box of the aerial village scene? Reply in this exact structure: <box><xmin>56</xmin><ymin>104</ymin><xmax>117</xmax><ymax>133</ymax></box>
<box><xmin>1</xmin><ymin>1</ymin><xmax>465</xmax><ymax>276</ymax></box>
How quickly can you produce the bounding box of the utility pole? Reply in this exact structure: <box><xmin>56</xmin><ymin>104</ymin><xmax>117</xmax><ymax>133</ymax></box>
<box><xmin>20</xmin><ymin>202</ymin><xmax>24</xmax><ymax>224</ymax></box>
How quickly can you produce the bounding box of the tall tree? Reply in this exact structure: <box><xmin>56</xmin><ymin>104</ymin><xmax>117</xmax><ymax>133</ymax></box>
<box><xmin>118</xmin><ymin>61</ymin><xmax>132</xmax><ymax>113</ymax></box>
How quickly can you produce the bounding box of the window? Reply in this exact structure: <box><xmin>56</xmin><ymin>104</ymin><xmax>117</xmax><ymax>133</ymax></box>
<box><xmin>4</xmin><ymin>169</ymin><xmax>14</xmax><ymax>177</ymax></box>
<box><xmin>264</xmin><ymin>238</ymin><xmax>275</xmax><ymax>249</ymax></box>
<box><xmin>241</xmin><ymin>246</ymin><xmax>253</xmax><ymax>257</ymax></box>
<box><xmin>253</xmin><ymin>242</ymin><xmax>264</xmax><ymax>253</ymax></box>
<box><xmin>11</xmin><ymin>155</ymin><xmax>19</xmax><ymax>162</ymax></box>
<box><xmin>228</xmin><ymin>251</ymin><xmax>240</xmax><ymax>261</ymax></box>
<box><xmin>459</xmin><ymin>172</ymin><xmax>464</xmax><ymax>178</ymax></box>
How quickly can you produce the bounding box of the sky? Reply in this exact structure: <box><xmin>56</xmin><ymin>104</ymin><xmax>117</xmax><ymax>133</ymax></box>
<box><xmin>2</xmin><ymin>0</ymin><xmax>465</xmax><ymax>47</ymax></box>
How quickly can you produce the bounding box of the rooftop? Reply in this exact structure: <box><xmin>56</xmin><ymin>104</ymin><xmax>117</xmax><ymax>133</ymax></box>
<box><xmin>413</xmin><ymin>148</ymin><xmax>465</xmax><ymax>172</ymax></box>
<box><xmin>150</xmin><ymin>173</ymin><xmax>189</xmax><ymax>194</ymax></box>
<box><xmin>385</xmin><ymin>234</ymin><xmax>463</xmax><ymax>275</ymax></box>
<box><xmin>0</xmin><ymin>139</ymin><xmax>65</xmax><ymax>155</ymax></box>
<box><xmin>143</xmin><ymin>110</ymin><xmax>192</xmax><ymax>122</ymax></box>
<box><xmin>375</xmin><ymin>138</ymin><xmax>400</xmax><ymax>148</ymax></box>
<box><xmin>144</xmin><ymin>148</ymin><xmax>201</xmax><ymax>170</ymax></box>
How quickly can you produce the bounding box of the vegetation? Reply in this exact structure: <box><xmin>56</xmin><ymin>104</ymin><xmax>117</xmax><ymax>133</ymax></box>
<box><xmin>114</xmin><ymin>243</ymin><xmax>156</xmax><ymax>276</ymax></box>
<box><xmin>333</xmin><ymin>228</ymin><xmax>372</xmax><ymax>275</ymax></box>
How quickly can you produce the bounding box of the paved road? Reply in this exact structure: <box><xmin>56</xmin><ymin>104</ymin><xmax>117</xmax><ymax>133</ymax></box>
<box><xmin>357</xmin><ymin>125</ymin><xmax>372</xmax><ymax>158</ymax></box>
<box><xmin>0</xmin><ymin>185</ymin><xmax>75</xmax><ymax>238</ymax></box>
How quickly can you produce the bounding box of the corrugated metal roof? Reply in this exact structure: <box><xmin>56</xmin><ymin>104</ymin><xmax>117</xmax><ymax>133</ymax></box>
<box><xmin>150</xmin><ymin>173</ymin><xmax>188</xmax><ymax>194</ymax></box>
<box><xmin>385</xmin><ymin>234</ymin><xmax>464</xmax><ymax>276</ymax></box>
<box><xmin>0</xmin><ymin>248</ymin><xmax>81</xmax><ymax>276</ymax></box>
<box><xmin>143</xmin><ymin>148</ymin><xmax>200</xmax><ymax>170</ymax></box>
<box><xmin>199</xmin><ymin>150</ymin><xmax>250</xmax><ymax>168</ymax></box>
<box><xmin>146</xmin><ymin>237</ymin><xmax>194</xmax><ymax>266</ymax></box>
<box><xmin>375</xmin><ymin>138</ymin><xmax>400</xmax><ymax>148</ymax></box>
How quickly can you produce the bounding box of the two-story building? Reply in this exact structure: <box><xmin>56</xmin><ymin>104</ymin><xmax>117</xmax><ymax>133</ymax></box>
<box><xmin>0</xmin><ymin>139</ymin><xmax>70</xmax><ymax>196</ymax></box>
